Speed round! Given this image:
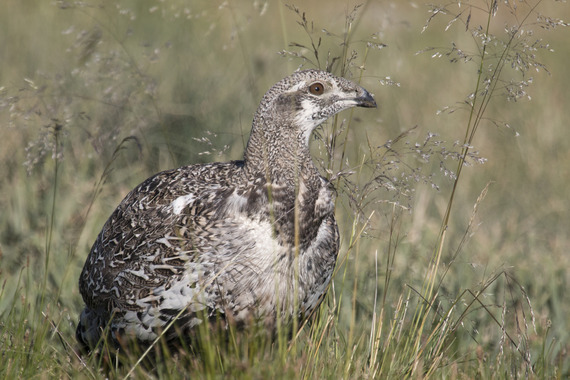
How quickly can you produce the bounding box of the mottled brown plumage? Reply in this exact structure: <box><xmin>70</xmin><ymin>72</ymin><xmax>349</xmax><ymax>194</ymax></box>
<box><xmin>76</xmin><ymin>69</ymin><xmax>376</xmax><ymax>352</ymax></box>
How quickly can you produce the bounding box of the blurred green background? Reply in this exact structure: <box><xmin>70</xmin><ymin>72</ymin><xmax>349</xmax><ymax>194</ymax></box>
<box><xmin>1</xmin><ymin>0</ymin><xmax>568</xmax><ymax>377</ymax></box>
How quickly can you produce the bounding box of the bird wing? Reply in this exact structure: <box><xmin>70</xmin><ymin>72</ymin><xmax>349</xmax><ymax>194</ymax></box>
<box><xmin>78</xmin><ymin>162</ymin><xmax>246</xmax><ymax>314</ymax></box>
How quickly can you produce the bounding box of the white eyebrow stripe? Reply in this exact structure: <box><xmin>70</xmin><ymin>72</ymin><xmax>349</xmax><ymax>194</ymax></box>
<box><xmin>287</xmin><ymin>82</ymin><xmax>306</xmax><ymax>92</ymax></box>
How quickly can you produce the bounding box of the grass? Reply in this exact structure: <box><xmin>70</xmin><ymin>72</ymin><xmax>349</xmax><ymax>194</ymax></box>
<box><xmin>1</xmin><ymin>0</ymin><xmax>569</xmax><ymax>378</ymax></box>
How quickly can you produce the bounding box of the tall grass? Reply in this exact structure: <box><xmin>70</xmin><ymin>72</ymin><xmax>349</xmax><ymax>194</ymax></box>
<box><xmin>0</xmin><ymin>0</ymin><xmax>568</xmax><ymax>378</ymax></box>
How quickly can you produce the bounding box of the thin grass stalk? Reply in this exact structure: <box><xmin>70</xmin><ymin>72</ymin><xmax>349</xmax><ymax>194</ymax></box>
<box><xmin>41</xmin><ymin>124</ymin><xmax>61</xmax><ymax>312</ymax></box>
<box><xmin>405</xmin><ymin>2</ymin><xmax>539</xmax><ymax>374</ymax></box>
<box><xmin>278</xmin><ymin>2</ymin><xmax>292</xmax><ymax>73</ymax></box>
<box><xmin>367</xmin><ymin>248</ymin><xmax>380</xmax><ymax>374</ymax></box>
<box><xmin>70</xmin><ymin>4</ymin><xmax>172</xmax><ymax>164</ymax></box>
<box><xmin>302</xmin><ymin>312</ymin><xmax>335</xmax><ymax>380</ymax></box>
<box><xmin>333</xmin><ymin>48</ymin><xmax>370</xmax><ymax>189</ymax></box>
<box><xmin>369</xmin><ymin>203</ymin><xmax>400</xmax><ymax>376</ymax></box>
<box><xmin>227</xmin><ymin>0</ymin><xmax>257</xmax><ymax>103</ymax></box>
<box><xmin>403</xmin><ymin>3</ymin><xmax>548</xmax><ymax>374</ymax></box>
<box><xmin>403</xmin><ymin>4</ymin><xmax>487</xmax><ymax>373</ymax></box>
<box><xmin>344</xmin><ymin>214</ymin><xmax>362</xmax><ymax>373</ymax></box>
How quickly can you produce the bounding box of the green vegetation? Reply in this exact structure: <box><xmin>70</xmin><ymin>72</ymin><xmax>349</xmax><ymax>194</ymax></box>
<box><xmin>1</xmin><ymin>0</ymin><xmax>568</xmax><ymax>378</ymax></box>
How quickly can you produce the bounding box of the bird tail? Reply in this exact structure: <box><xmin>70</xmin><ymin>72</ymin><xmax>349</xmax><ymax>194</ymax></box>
<box><xmin>76</xmin><ymin>307</ymin><xmax>107</xmax><ymax>355</ymax></box>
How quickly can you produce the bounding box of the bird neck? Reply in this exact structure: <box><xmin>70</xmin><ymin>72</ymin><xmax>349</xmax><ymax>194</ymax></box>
<box><xmin>243</xmin><ymin>121</ymin><xmax>320</xmax><ymax>188</ymax></box>
<box><xmin>243</xmin><ymin>120</ymin><xmax>326</xmax><ymax>250</ymax></box>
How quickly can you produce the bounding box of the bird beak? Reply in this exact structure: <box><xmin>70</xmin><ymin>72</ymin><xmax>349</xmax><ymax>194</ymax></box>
<box><xmin>355</xmin><ymin>87</ymin><xmax>377</xmax><ymax>108</ymax></box>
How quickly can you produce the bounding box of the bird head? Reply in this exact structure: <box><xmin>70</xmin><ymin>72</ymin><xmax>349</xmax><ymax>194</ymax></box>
<box><xmin>253</xmin><ymin>69</ymin><xmax>376</xmax><ymax>146</ymax></box>
<box><xmin>245</xmin><ymin>70</ymin><xmax>376</xmax><ymax>178</ymax></box>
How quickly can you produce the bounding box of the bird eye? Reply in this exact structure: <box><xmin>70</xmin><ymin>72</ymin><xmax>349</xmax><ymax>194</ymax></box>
<box><xmin>309</xmin><ymin>82</ymin><xmax>324</xmax><ymax>95</ymax></box>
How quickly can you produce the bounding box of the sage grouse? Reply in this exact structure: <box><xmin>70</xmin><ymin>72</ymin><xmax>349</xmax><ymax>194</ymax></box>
<box><xmin>77</xmin><ymin>69</ymin><xmax>376</xmax><ymax>352</ymax></box>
